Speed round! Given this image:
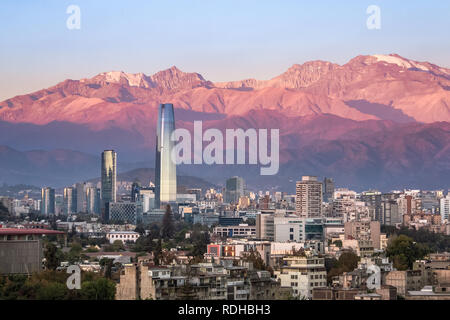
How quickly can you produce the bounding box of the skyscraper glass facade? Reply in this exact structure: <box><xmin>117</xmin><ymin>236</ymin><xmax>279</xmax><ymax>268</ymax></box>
<box><xmin>101</xmin><ymin>150</ymin><xmax>117</xmax><ymax>210</ymax></box>
<box><xmin>41</xmin><ymin>187</ymin><xmax>55</xmax><ymax>215</ymax></box>
<box><xmin>63</xmin><ymin>187</ymin><xmax>77</xmax><ymax>214</ymax></box>
<box><xmin>155</xmin><ymin>103</ymin><xmax>177</xmax><ymax>208</ymax></box>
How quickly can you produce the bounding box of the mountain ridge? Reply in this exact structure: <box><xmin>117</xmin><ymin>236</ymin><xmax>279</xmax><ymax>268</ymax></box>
<box><xmin>0</xmin><ymin>53</ymin><xmax>449</xmax><ymax>190</ymax></box>
<box><xmin>1</xmin><ymin>54</ymin><xmax>450</xmax><ymax>124</ymax></box>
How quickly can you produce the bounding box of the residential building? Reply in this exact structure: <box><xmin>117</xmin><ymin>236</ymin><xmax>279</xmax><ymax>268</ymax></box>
<box><xmin>274</xmin><ymin>255</ymin><xmax>327</xmax><ymax>299</ymax></box>
<box><xmin>295</xmin><ymin>176</ymin><xmax>322</xmax><ymax>218</ymax></box>
<box><xmin>441</xmin><ymin>195</ymin><xmax>450</xmax><ymax>223</ymax></box>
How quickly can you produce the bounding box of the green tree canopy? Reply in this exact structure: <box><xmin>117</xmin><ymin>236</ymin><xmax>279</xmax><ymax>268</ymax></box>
<box><xmin>386</xmin><ymin>234</ymin><xmax>430</xmax><ymax>270</ymax></box>
<box><xmin>80</xmin><ymin>278</ymin><xmax>116</xmax><ymax>300</ymax></box>
<box><xmin>44</xmin><ymin>243</ymin><xmax>62</xmax><ymax>270</ymax></box>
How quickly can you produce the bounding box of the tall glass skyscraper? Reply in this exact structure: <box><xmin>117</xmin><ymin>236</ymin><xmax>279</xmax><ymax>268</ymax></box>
<box><xmin>86</xmin><ymin>187</ymin><xmax>100</xmax><ymax>215</ymax></box>
<box><xmin>41</xmin><ymin>187</ymin><xmax>55</xmax><ymax>215</ymax></box>
<box><xmin>63</xmin><ymin>187</ymin><xmax>77</xmax><ymax>214</ymax></box>
<box><xmin>155</xmin><ymin>103</ymin><xmax>177</xmax><ymax>208</ymax></box>
<box><xmin>225</xmin><ymin>176</ymin><xmax>245</xmax><ymax>204</ymax></box>
<box><xmin>101</xmin><ymin>150</ymin><xmax>117</xmax><ymax>210</ymax></box>
<box><xmin>76</xmin><ymin>182</ymin><xmax>87</xmax><ymax>213</ymax></box>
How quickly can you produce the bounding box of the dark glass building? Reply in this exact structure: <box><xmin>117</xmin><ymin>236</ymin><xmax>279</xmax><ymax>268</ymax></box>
<box><xmin>101</xmin><ymin>150</ymin><xmax>117</xmax><ymax>210</ymax></box>
<box><xmin>41</xmin><ymin>187</ymin><xmax>55</xmax><ymax>215</ymax></box>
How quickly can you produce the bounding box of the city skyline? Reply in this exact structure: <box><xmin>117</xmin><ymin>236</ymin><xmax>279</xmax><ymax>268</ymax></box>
<box><xmin>1</xmin><ymin>1</ymin><xmax>450</xmax><ymax>306</ymax></box>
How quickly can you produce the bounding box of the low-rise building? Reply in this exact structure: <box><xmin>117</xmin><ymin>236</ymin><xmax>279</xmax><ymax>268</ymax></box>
<box><xmin>214</xmin><ymin>225</ymin><xmax>256</xmax><ymax>239</ymax></box>
<box><xmin>106</xmin><ymin>231</ymin><xmax>139</xmax><ymax>244</ymax></box>
<box><xmin>385</xmin><ymin>270</ymin><xmax>423</xmax><ymax>297</ymax></box>
<box><xmin>0</xmin><ymin>228</ymin><xmax>65</xmax><ymax>274</ymax></box>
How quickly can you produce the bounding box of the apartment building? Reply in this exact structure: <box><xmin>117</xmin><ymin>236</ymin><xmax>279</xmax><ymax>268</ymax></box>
<box><xmin>274</xmin><ymin>255</ymin><xmax>326</xmax><ymax>299</ymax></box>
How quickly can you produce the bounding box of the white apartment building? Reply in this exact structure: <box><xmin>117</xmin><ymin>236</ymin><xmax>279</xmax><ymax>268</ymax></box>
<box><xmin>441</xmin><ymin>195</ymin><xmax>450</xmax><ymax>223</ymax></box>
<box><xmin>274</xmin><ymin>255</ymin><xmax>327</xmax><ymax>299</ymax></box>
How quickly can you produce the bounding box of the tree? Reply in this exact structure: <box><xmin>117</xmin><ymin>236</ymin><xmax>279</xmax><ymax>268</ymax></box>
<box><xmin>161</xmin><ymin>250</ymin><xmax>177</xmax><ymax>265</ymax></box>
<box><xmin>324</xmin><ymin>257</ymin><xmax>338</xmax><ymax>273</ymax></box>
<box><xmin>67</xmin><ymin>242</ymin><xmax>83</xmax><ymax>264</ymax></box>
<box><xmin>0</xmin><ymin>202</ymin><xmax>10</xmax><ymax>221</ymax></box>
<box><xmin>99</xmin><ymin>258</ymin><xmax>114</xmax><ymax>279</ymax></box>
<box><xmin>134</xmin><ymin>223</ymin><xmax>146</xmax><ymax>235</ymax></box>
<box><xmin>132</xmin><ymin>235</ymin><xmax>153</xmax><ymax>253</ymax></box>
<box><xmin>386</xmin><ymin>234</ymin><xmax>429</xmax><ymax>270</ymax></box>
<box><xmin>153</xmin><ymin>239</ymin><xmax>163</xmax><ymax>266</ymax></box>
<box><xmin>383</xmin><ymin>226</ymin><xmax>450</xmax><ymax>253</ymax></box>
<box><xmin>337</xmin><ymin>251</ymin><xmax>359</xmax><ymax>272</ymax></box>
<box><xmin>326</xmin><ymin>251</ymin><xmax>359</xmax><ymax>284</ymax></box>
<box><xmin>104</xmin><ymin>240</ymin><xmax>125</xmax><ymax>252</ymax></box>
<box><xmin>44</xmin><ymin>243</ymin><xmax>61</xmax><ymax>270</ymax></box>
<box><xmin>80</xmin><ymin>278</ymin><xmax>116</xmax><ymax>300</ymax></box>
<box><xmin>333</xmin><ymin>240</ymin><xmax>343</xmax><ymax>248</ymax></box>
<box><xmin>242</xmin><ymin>249</ymin><xmax>266</xmax><ymax>270</ymax></box>
<box><xmin>189</xmin><ymin>231</ymin><xmax>210</xmax><ymax>260</ymax></box>
<box><xmin>36</xmin><ymin>282</ymin><xmax>68</xmax><ymax>300</ymax></box>
<box><xmin>161</xmin><ymin>205</ymin><xmax>174</xmax><ymax>239</ymax></box>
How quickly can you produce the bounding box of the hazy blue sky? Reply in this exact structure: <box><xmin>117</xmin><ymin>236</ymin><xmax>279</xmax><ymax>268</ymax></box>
<box><xmin>1</xmin><ymin>0</ymin><xmax>450</xmax><ymax>100</ymax></box>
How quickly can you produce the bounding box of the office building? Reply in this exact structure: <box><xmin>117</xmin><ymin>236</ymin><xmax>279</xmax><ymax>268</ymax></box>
<box><xmin>361</xmin><ymin>191</ymin><xmax>382</xmax><ymax>222</ymax></box>
<box><xmin>101</xmin><ymin>150</ymin><xmax>117</xmax><ymax>210</ymax></box>
<box><xmin>76</xmin><ymin>182</ymin><xmax>87</xmax><ymax>213</ymax></box>
<box><xmin>256</xmin><ymin>212</ymin><xmax>275</xmax><ymax>241</ymax></box>
<box><xmin>107</xmin><ymin>201</ymin><xmax>142</xmax><ymax>225</ymax></box>
<box><xmin>381</xmin><ymin>200</ymin><xmax>401</xmax><ymax>226</ymax></box>
<box><xmin>86</xmin><ymin>187</ymin><xmax>100</xmax><ymax>215</ymax></box>
<box><xmin>323</xmin><ymin>177</ymin><xmax>335</xmax><ymax>203</ymax></box>
<box><xmin>41</xmin><ymin>187</ymin><xmax>55</xmax><ymax>215</ymax></box>
<box><xmin>225</xmin><ymin>176</ymin><xmax>245</xmax><ymax>204</ymax></box>
<box><xmin>131</xmin><ymin>180</ymin><xmax>142</xmax><ymax>202</ymax></box>
<box><xmin>155</xmin><ymin>103</ymin><xmax>177</xmax><ymax>208</ymax></box>
<box><xmin>63</xmin><ymin>187</ymin><xmax>77</xmax><ymax>214</ymax></box>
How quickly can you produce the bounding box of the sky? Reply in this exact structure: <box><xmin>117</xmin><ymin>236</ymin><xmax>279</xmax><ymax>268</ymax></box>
<box><xmin>1</xmin><ymin>0</ymin><xmax>450</xmax><ymax>101</ymax></box>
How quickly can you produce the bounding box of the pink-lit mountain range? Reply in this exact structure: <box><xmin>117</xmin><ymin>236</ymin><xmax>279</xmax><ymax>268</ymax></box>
<box><xmin>0</xmin><ymin>54</ymin><xmax>449</xmax><ymax>190</ymax></box>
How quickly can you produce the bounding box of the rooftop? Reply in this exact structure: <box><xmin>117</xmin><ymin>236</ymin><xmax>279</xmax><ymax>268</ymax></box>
<box><xmin>0</xmin><ymin>228</ymin><xmax>65</xmax><ymax>236</ymax></box>
<box><xmin>107</xmin><ymin>231</ymin><xmax>139</xmax><ymax>234</ymax></box>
